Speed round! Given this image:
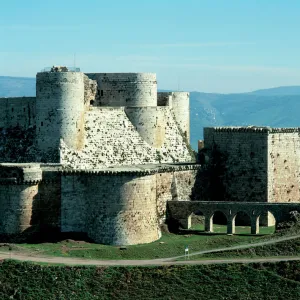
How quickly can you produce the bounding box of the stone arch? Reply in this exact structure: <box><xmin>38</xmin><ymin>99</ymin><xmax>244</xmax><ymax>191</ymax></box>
<box><xmin>232</xmin><ymin>211</ymin><xmax>251</xmax><ymax>234</ymax></box>
<box><xmin>212</xmin><ymin>211</ymin><xmax>227</xmax><ymax>225</ymax></box>
<box><xmin>209</xmin><ymin>211</ymin><xmax>228</xmax><ymax>233</ymax></box>
<box><xmin>259</xmin><ymin>210</ymin><xmax>276</xmax><ymax>227</ymax></box>
<box><xmin>189</xmin><ymin>209</ymin><xmax>205</xmax><ymax>231</ymax></box>
<box><xmin>257</xmin><ymin>210</ymin><xmax>276</xmax><ymax>234</ymax></box>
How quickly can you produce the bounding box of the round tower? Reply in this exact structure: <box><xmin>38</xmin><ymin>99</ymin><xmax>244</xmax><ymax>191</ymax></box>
<box><xmin>86</xmin><ymin>173</ymin><xmax>161</xmax><ymax>245</ymax></box>
<box><xmin>86</xmin><ymin>73</ymin><xmax>157</xmax><ymax>106</ymax></box>
<box><xmin>125</xmin><ymin>107</ymin><xmax>166</xmax><ymax>148</ymax></box>
<box><xmin>87</xmin><ymin>72</ymin><xmax>165</xmax><ymax>147</ymax></box>
<box><xmin>171</xmin><ymin>92</ymin><xmax>190</xmax><ymax>142</ymax></box>
<box><xmin>36</xmin><ymin>70</ymin><xmax>85</xmax><ymax>162</ymax></box>
<box><xmin>0</xmin><ymin>164</ymin><xmax>42</xmax><ymax>234</ymax></box>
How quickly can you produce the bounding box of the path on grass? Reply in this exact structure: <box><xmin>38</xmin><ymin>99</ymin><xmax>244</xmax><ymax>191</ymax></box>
<box><xmin>163</xmin><ymin>233</ymin><xmax>300</xmax><ymax>261</ymax></box>
<box><xmin>0</xmin><ymin>234</ymin><xmax>299</xmax><ymax>266</ymax></box>
<box><xmin>0</xmin><ymin>252</ymin><xmax>300</xmax><ymax>266</ymax></box>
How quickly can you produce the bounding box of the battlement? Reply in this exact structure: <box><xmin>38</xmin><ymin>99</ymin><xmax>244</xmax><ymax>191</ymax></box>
<box><xmin>40</xmin><ymin>66</ymin><xmax>81</xmax><ymax>72</ymax></box>
<box><xmin>61</xmin><ymin>163</ymin><xmax>201</xmax><ymax>176</ymax></box>
<box><xmin>205</xmin><ymin>126</ymin><xmax>300</xmax><ymax>133</ymax></box>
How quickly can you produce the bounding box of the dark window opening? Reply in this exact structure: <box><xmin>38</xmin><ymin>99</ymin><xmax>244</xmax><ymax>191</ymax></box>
<box><xmin>101</xmin><ymin>90</ymin><xmax>104</xmax><ymax>97</ymax></box>
<box><xmin>41</xmin><ymin>122</ymin><xmax>43</xmax><ymax>126</ymax></box>
<box><xmin>90</xmin><ymin>100</ymin><xmax>94</xmax><ymax>105</ymax></box>
<box><xmin>23</xmin><ymin>108</ymin><xmax>26</xmax><ymax>112</ymax></box>
<box><xmin>11</xmin><ymin>108</ymin><xmax>14</xmax><ymax>112</ymax></box>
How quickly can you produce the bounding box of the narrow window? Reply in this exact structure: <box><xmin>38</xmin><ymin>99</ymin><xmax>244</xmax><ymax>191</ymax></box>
<box><xmin>41</xmin><ymin>122</ymin><xmax>43</xmax><ymax>126</ymax></box>
<box><xmin>11</xmin><ymin>107</ymin><xmax>14</xmax><ymax>112</ymax></box>
<box><xmin>23</xmin><ymin>108</ymin><xmax>26</xmax><ymax>112</ymax></box>
<box><xmin>101</xmin><ymin>90</ymin><xmax>104</xmax><ymax>97</ymax></box>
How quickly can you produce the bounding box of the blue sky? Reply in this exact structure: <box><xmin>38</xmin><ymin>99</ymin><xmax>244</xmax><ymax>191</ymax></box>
<box><xmin>1</xmin><ymin>0</ymin><xmax>300</xmax><ymax>93</ymax></box>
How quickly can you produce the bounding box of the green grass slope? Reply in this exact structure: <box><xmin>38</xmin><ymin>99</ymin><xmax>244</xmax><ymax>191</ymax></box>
<box><xmin>4</xmin><ymin>225</ymin><xmax>275</xmax><ymax>260</ymax></box>
<box><xmin>193</xmin><ymin>237</ymin><xmax>300</xmax><ymax>260</ymax></box>
<box><xmin>0</xmin><ymin>260</ymin><xmax>299</xmax><ymax>299</ymax></box>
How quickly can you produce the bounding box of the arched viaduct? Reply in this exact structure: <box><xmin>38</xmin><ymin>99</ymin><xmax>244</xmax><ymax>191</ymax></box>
<box><xmin>167</xmin><ymin>201</ymin><xmax>300</xmax><ymax>235</ymax></box>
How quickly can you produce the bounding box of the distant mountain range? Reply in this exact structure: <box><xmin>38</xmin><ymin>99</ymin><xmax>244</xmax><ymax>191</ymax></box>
<box><xmin>0</xmin><ymin>76</ymin><xmax>35</xmax><ymax>97</ymax></box>
<box><xmin>1</xmin><ymin>75</ymin><xmax>300</xmax><ymax>150</ymax></box>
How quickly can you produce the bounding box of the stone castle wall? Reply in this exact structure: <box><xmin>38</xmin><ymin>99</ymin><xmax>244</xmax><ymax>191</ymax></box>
<box><xmin>0</xmin><ymin>164</ymin><xmax>61</xmax><ymax>234</ymax></box>
<box><xmin>61</xmin><ymin>166</ymin><xmax>199</xmax><ymax>245</ymax></box>
<box><xmin>0</xmin><ymin>97</ymin><xmax>36</xmax><ymax>129</ymax></box>
<box><xmin>268</xmin><ymin>131</ymin><xmax>300</xmax><ymax>203</ymax></box>
<box><xmin>202</xmin><ymin>127</ymin><xmax>300</xmax><ymax>205</ymax></box>
<box><xmin>203</xmin><ymin>127</ymin><xmax>268</xmax><ymax>202</ymax></box>
<box><xmin>156</xmin><ymin>170</ymin><xmax>198</xmax><ymax>224</ymax></box>
<box><xmin>60</xmin><ymin>107</ymin><xmax>194</xmax><ymax>168</ymax></box>
<box><xmin>61</xmin><ymin>172</ymin><xmax>160</xmax><ymax>245</ymax></box>
<box><xmin>157</xmin><ymin>92</ymin><xmax>190</xmax><ymax>142</ymax></box>
<box><xmin>86</xmin><ymin>73</ymin><xmax>157</xmax><ymax>107</ymax></box>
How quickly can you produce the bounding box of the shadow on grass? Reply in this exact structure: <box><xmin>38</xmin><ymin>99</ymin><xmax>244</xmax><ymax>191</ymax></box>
<box><xmin>178</xmin><ymin>229</ymin><xmax>227</xmax><ymax>236</ymax></box>
<box><xmin>0</xmin><ymin>227</ymin><xmax>93</xmax><ymax>244</ymax></box>
<box><xmin>178</xmin><ymin>229</ymin><xmax>271</xmax><ymax>237</ymax></box>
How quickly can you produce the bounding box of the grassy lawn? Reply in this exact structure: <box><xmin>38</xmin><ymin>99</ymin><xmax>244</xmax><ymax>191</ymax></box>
<box><xmin>2</xmin><ymin>224</ymin><xmax>277</xmax><ymax>260</ymax></box>
<box><xmin>0</xmin><ymin>260</ymin><xmax>300</xmax><ymax>299</ymax></box>
<box><xmin>190</xmin><ymin>237</ymin><xmax>300</xmax><ymax>260</ymax></box>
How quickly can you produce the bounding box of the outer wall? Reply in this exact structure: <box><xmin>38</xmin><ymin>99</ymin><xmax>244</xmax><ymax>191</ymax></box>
<box><xmin>61</xmin><ymin>173</ymin><xmax>161</xmax><ymax>245</ymax></box>
<box><xmin>0</xmin><ymin>181</ymin><xmax>61</xmax><ymax>234</ymax></box>
<box><xmin>268</xmin><ymin>132</ymin><xmax>300</xmax><ymax>203</ymax></box>
<box><xmin>0</xmin><ymin>184</ymin><xmax>38</xmax><ymax>234</ymax></box>
<box><xmin>86</xmin><ymin>174</ymin><xmax>160</xmax><ymax>245</ymax></box>
<box><xmin>61</xmin><ymin>169</ymin><xmax>198</xmax><ymax>245</ymax></box>
<box><xmin>203</xmin><ymin>128</ymin><xmax>269</xmax><ymax>203</ymax></box>
<box><xmin>0</xmin><ymin>97</ymin><xmax>36</xmax><ymax>129</ymax></box>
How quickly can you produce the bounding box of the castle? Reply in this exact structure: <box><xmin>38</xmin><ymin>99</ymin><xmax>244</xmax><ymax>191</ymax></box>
<box><xmin>0</xmin><ymin>66</ymin><xmax>299</xmax><ymax>245</ymax></box>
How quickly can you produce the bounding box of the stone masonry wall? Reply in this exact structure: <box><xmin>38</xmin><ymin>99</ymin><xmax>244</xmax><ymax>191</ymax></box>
<box><xmin>0</xmin><ymin>97</ymin><xmax>36</xmax><ymax>129</ymax></box>
<box><xmin>61</xmin><ymin>107</ymin><xmax>194</xmax><ymax>168</ymax></box>
<box><xmin>202</xmin><ymin>128</ymin><xmax>268</xmax><ymax>202</ymax></box>
<box><xmin>268</xmin><ymin>132</ymin><xmax>300</xmax><ymax>203</ymax></box>
<box><xmin>86</xmin><ymin>73</ymin><xmax>157</xmax><ymax>107</ymax></box>
<box><xmin>157</xmin><ymin>92</ymin><xmax>172</xmax><ymax>106</ymax></box>
<box><xmin>0</xmin><ymin>164</ymin><xmax>61</xmax><ymax>234</ymax></box>
<box><xmin>61</xmin><ymin>173</ymin><xmax>161</xmax><ymax>245</ymax></box>
<box><xmin>61</xmin><ymin>175</ymin><xmax>87</xmax><ymax>233</ymax></box>
<box><xmin>0</xmin><ymin>184</ymin><xmax>39</xmax><ymax>234</ymax></box>
<box><xmin>156</xmin><ymin>170</ymin><xmax>198</xmax><ymax>224</ymax></box>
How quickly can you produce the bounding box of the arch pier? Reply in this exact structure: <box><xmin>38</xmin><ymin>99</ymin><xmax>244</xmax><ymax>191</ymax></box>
<box><xmin>168</xmin><ymin>201</ymin><xmax>300</xmax><ymax>235</ymax></box>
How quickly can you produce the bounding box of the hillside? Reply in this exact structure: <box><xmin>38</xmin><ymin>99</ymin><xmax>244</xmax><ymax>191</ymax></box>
<box><xmin>1</xmin><ymin>76</ymin><xmax>300</xmax><ymax>150</ymax></box>
<box><xmin>0</xmin><ymin>76</ymin><xmax>35</xmax><ymax>97</ymax></box>
<box><xmin>190</xmin><ymin>92</ymin><xmax>300</xmax><ymax>148</ymax></box>
<box><xmin>248</xmin><ymin>86</ymin><xmax>300</xmax><ymax>96</ymax></box>
<box><xmin>0</xmin><ymin>260</ymin><xmax>300</xmax><ymax>299</ymax></box>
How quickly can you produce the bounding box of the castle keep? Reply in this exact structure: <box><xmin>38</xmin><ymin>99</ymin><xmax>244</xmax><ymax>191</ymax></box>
<box><xmin>0</xmin><ymin>66</ymin><xmax>197</xmax><ymax>245</ymax></box>
<box><xmin>1</xmin><ymin>66</ymin><xmax>300</xmax><ymax>244</ymax></box>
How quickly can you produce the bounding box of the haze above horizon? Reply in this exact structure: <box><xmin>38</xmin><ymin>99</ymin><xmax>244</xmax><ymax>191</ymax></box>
<box><xmin>1</xmin><ymin>0</ymin><xmax>300</xmax><ymax>93</ymax></box>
